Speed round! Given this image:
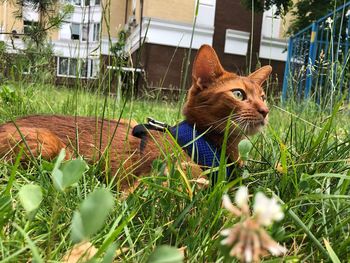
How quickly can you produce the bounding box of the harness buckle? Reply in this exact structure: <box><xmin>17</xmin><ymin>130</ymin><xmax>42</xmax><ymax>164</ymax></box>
<box><xmin>147</xmin><ymin>117</ymin><xmax>170</xmax><ymax>131</ymax></box>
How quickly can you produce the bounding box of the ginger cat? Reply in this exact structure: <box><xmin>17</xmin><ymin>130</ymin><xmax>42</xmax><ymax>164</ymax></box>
<box><xmin>0</xmin><ymin>45</ymin><xmax>271</xmax><ymax>189</ymax></box>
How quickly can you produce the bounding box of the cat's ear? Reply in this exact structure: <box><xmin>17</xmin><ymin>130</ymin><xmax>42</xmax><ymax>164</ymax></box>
<box><xmin>192</xmin><ymin>45</ymin><xmax>224</xmax><ymax>90</ymax></box>
<box><xmin>248</xmin><ymin>65</ymin><xmax>272</xmax><ymax>86</ymax></box>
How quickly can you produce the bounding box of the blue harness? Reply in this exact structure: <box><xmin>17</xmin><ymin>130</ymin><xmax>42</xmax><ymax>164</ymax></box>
<box><xmin>169</xmin><ymin>121</ymin><xmax>234</xmax><ymax>181</ymax></box>
<box><xmin>132</xmin><ymin>119</ymin><xmax>235</xmax><ymax>182</ymax></box>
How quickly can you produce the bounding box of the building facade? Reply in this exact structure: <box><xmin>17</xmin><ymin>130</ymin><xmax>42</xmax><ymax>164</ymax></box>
<box><xmin>125</xmin><ymin>0</ymin><xmax>289</xmax><ymax>93</ymax></box>
<box><xmin>0</xmin><ymin>0</ymin><xmax>121</xmax><ymax>80</ymax></box>
<box><xmin>0</xmin><ymin>0</ymin><xmax>289</xmax><ymax>93</ymax></box>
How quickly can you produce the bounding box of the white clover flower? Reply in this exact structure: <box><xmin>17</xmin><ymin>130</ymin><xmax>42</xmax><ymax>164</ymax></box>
<box><xmin>253</xmin><ymin>192</ymin><xmax>284</xmax><ymax>226</ymax></box>
<box><xmin>259</xmin><ymin>229</ymin><xmax>288</xmax><ymax>256</ymax></box>
<box><xmin>221</xmin><ymin>189</ymin><xmax>287</xmax><ymax>262</ymax></box>
<box><xmin>267</xmin><ymin>243</ymin><xmax>288</xmax><ymax>256</ymax></box>
<box><xmin>222</xmin><ymin>194</ymin><xmax>241</xmax><ymax>217</ymax></box>
<box><xmin>235</xmin><ymin>186</ymin><xmax>249</xmax><ymax>208</ymax></box>
<box><xmin>244</xmin><ymin>244</ymin><xmax>253</xmax><ymax>263</ymax></box>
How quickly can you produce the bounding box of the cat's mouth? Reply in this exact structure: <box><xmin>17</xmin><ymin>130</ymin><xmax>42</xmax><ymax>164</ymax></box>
<box><xmin>252</xmin><ymin>117</ymin><xmax>269</xmax><ymax>127</ymax></box>
<box><xmin>231</xmin><ymin>117</ymin><xmax>268</xmax><ymax>135</ymax></box>
<box><xmin>249</xmin><ymin>118</ymin><xmax>268</xmax><ymax>132</ymax></box>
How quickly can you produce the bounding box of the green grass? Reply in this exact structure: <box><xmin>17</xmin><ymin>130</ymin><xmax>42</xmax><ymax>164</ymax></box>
<box><xmin>1</xmin><ymin>81</ymin><xmax>350</xmax><ymax>262</ymax></box>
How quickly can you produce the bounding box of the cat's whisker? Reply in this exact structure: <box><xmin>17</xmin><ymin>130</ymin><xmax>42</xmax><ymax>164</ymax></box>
<box><xmin>218</xmin><ymin>119</ymin><xmax>245</xmax><ymax>135</ymax></box>
<box><xmin>207</xmin><ymin>114</ymin><xmax>241</xmax><ymax>126</ymax></box>
<box><xmin>207</xmin><ymin>116</ymin><xmax>231</xmax><ymax>126</ymax></box>
<box><xmin>216</xmin><ymin>120</ymin><xmax>241</xmax><ymax>133</ymax></box>
<box><xmin>227</xmin><ymin>121</ymin><xmax>248</xmax><ymax>137</ymax></box>
<box><xmin>211</xmin><ymin>116</ymin><xmax>240</xmax><ymax>131</ymax></box>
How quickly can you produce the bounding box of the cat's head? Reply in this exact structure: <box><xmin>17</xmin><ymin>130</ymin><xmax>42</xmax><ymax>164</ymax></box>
<box><xmin>183</xmin><ymin>45</ymin><xmax>271</xmax><ymax>136</ymax></box>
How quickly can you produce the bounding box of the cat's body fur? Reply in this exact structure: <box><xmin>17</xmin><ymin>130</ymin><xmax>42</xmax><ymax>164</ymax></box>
<box><xmin>0</xmin><ymin>45</ymin><xmax>271</xmax><ymax>189</ymax></box>
<box><xmin>0</xmin><ymin>115</ymin><xmax>176</xmax><ymax>189</ymax></box>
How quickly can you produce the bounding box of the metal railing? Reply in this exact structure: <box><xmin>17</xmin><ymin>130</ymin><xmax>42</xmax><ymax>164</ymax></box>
<box><xmin>282</xmin><ymin>1</ymin><xmax>350</xmax><ymax>104</ymax></box>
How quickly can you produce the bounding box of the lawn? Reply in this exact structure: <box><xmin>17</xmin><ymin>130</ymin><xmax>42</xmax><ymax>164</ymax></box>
<box><xmin>0</xmin><ymin>81</ymin><xmax>350</xmax><ymax>262</ymax></box>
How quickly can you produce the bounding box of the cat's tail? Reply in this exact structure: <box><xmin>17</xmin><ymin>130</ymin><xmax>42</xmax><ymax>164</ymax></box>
<box><xmin>0</xmin><ymin>124</ymin><xmax>70</xmax><ymax>162</ymax></box>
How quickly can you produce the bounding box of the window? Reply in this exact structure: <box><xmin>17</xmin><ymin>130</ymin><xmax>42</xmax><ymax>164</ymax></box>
<box><xmin>71</xmin><ymin>23</ymin><xmax>80</xmax><ymax>40</ymax></box>
<box><xmin>80</xmin><ymin>59</ymin><xmax>88</xmax><ymax>78</ymax></box>
<box><xmin>81</xmin><ymin>24</ymin><xmax>88</xmax><ymax>41</ymax></box>
<box><xmin>262</xmin><ymin>6</ymin><xmax>282</xmax><ymax>39</ymax></box>
<box><xmin>59</xmin><ymin>57</ymin><xmax>69</xmax><ymax>75</ymax></box>
<box><xmin>66</xmin><ymin>0</ymin><xmax>81</xmax><ymax>5</ymax></box>
<box><xmin>57</xmin><ymin>57</ymin><xmax>99</xmax><ymax>78</ymax></box>
<box><xmin>69</xmin><ymin>58</ymin><xmax>78</xmax><ymax>76</ymax></box>
<box><xmin>70</xmin><ymin>23</ymin><xmax>100</xmax><ymax>42</ymax></box>
<box><xmin>23</xmin><ymin>20</ymin><xmax>38</xmax><ymax>34</ymax></box>
<box><xmin>93</xmin><ymin>23</ymin><xmax>100</xmax><ymax>41</ymax></box>
<box><xmin>90</xmin><ymin>59</ymin><xmax>99</xmax><ymax>78</ymax></box>
<box><xmin>86</xmin><ymin>0</ymin><xmax>100</xmax><ymax>5</ymax></box>
<box><xmin>66</xmin><ymin>0</ymin><xmax>99</xmax><ymax>6</ymax></box>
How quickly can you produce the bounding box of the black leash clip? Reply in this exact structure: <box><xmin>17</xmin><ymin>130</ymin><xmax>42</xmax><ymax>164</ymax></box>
<box><xmin>147</xmin><ymin>117</ymin><xmax>171</xmax><ymax>132</ymax></box>
<box><xmin>132</xmin><ymin>117</ymin><xmax>171</xmax><ymax>153</ymax></box>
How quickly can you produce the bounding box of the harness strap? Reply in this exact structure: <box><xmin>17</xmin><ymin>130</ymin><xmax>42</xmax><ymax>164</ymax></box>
<box><xmin>169</xmin><ymin>121</ymin><xmax>234</xmax><ymax>182</ymax></box>
<box><xmin>132</xmin><ymin>118</ymin><xmax>234</xmax><ymax>181</ymax></box>
<box><xmin>132</xmin><ymin>117</ymin><xmax>171</xmax><ymax>153</ymax></box>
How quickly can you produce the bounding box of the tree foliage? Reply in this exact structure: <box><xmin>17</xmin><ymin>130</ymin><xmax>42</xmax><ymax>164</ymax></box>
<box><xmin>0</xmin><ymin>1</ymin><xmax>73</xmax><ymax>47</ymax></box>
<box><xmin>240</xmin><ymin>0</ymin><xmax>293</xmax><ymax>16</ymax></box>
<box><xmin>288</xmin><ymin>0</ymin><xmax>347</xmax><ymax>34</ymax></box>
<box><xmin>13</xmin><ymin>0</ymin><xmax>74</xmax><ymax>47</ymax></box>
<box><xmin>241</xmin><ymin>0</ymin><xmax>347</xmax><ymax>34</ymax></box>
<box><xmin>0</xmin><ymin>0</ymin><xmax>73</xmax><ymax>82</ymax></box>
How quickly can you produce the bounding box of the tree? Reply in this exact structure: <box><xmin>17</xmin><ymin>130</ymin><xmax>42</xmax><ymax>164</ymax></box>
<box><xmin>241</xmin><ymin>0</ymin><xmax>347</xmax><ymax>34</ymax></box>
<box><xmin>241</xmin><ymin>0</ymin><xmax>292</xmax><ymax>16</ymax></box>
<box><xmin>0</xmin><ymin>1</ymin><xmax>73</xmax><ymax>82</ymax></box>
<box><xmin>288</xmin><ymin>0</ymin><xmax>346</xmax><ymax>34</ymax></box>
<box><xmin>13</xmin><ymin>0</ymin><xmax>74</xmax><ymax>47</ymax></box>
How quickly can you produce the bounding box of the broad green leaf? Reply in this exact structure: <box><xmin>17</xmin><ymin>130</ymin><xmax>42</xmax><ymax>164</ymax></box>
<box><xmin>18</xmin><ymin>184</ymin><xmax>43</xmax><ymax>216</ymax></box>
<box><xmin>52</xmin><ymin>149</ymin><xmax>67</xmax><ymax>191</ymax></box>
<box><xmin>52</xmin><ymin>149</ymin><xmax>88</xmax><ymax>191</ymax></box>
<box><xmin>323</xmin><ymin>238</ymin><xmax>341</xmax><ymax>263</ymax></box>
<box><xmin>71</xmin><ymin>211</ymin><xmax>85</xmax><ymax>244</ymax></box>
<box><xmin>61</xmin><ymin>159</ymin><xmax>88</xmax><ymax>188</ymax></box>
<box><xmin>52</xmin><ymin>168</ymin><xmax>64</xmax><ymax>191</ymax></box>
<box><xmin>147</xmin><ymin>245</ymin><xmax>184</xmax><ymax>263</ymax></box>
<box><xmin>238</xmin><ymin>139</ymin><xmax>253</xmax><ymax>161</ymax></box>
<box><xmin>71</xmin><ymin>188</ymin><xmax>114</xmax><ymax>243</ymax></box>
<box><xmin>54</xmin><ymin>148</ymin><xmax>66</xmax><ymax>170</ymax></box>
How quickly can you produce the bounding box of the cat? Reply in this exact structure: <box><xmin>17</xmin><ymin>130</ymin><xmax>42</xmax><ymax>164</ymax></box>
<box><xmin>0</xmin><ymin>45</ymin><xmax>271</xmax><ymax>190</ymax></box>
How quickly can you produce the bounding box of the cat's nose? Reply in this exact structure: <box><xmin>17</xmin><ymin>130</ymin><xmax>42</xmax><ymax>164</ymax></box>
<box><xmin>258</xmin><ymin>107</ymin><xmax>269</xmax><ymax>118</ymax></box>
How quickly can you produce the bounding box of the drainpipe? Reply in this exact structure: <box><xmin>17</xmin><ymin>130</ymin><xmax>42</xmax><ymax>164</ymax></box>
<box><xmin>2</xmin><ymin>1</ymin><xmax>7</xmax><ymax>41</ymax></box>
<box><xmin>139</xmin><ymin>0</ymin><xmax>143</xmax><ymax>50</ymax></box>
<box><xmin>124</xmin><ymin>0</ymin><xmax>129</xmax><ymax>24</ymax></box>
<box><xmin>86</xmin><ymin>3</ymin><xmax>91</xmax><ymax>78</ymax></box>
<box><xmin>135</xmin><ymin>0</ymin><xmax>144</xmax><ymax>95</ymax></box>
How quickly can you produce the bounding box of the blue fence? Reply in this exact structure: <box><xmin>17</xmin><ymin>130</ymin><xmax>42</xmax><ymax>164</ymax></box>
<box><xmin>282</xmin><ymin>2</ymin><xmax>350</xmax><ymax>104</ymax></box>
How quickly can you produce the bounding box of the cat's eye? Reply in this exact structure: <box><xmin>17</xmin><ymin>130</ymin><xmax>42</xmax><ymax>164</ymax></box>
<box><xmin>261</xmin><ymin>95</ymin><xmax>266</xmax><ymax>101</ymax></box>
<box><xmin>232</xmin><ymin>90</ymin><xmax>246</xmax><ymax>101</ymax></box>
